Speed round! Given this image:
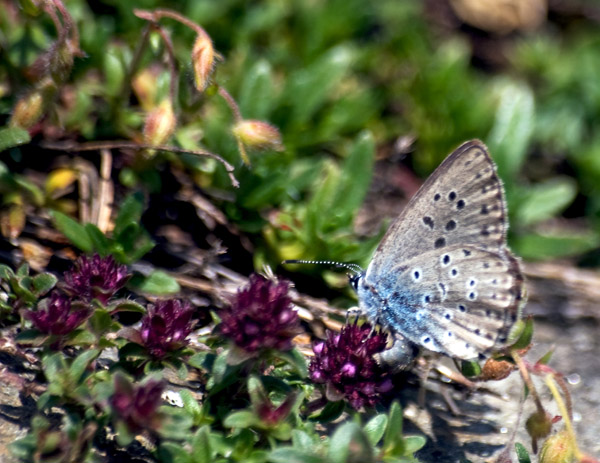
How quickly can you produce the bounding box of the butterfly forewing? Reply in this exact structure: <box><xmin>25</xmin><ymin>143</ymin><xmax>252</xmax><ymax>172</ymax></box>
<box><xmin>368</xmin><ymin>140</ymin><xmax>508</xmax><ymax>276</ymax></box>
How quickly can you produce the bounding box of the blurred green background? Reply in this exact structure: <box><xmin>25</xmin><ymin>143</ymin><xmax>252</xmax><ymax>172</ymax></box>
<box><xmin>2</xmin><ymin>0</ymin><xmax>600</xmax><ymax>285</ymax></box>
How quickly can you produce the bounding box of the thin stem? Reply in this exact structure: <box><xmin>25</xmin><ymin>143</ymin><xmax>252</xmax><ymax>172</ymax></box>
<box><xmin>218</xmin><ymin>87</ymin><xmax>243</xmax><ymax>122</ymax></box>
<box><xmin>512</xmin><ymin>350</ymin><xmax>545</xmax><ymax>415</ymax></box>
<box><xmin>545</xmin><ymin>374</ymin><xmax>582</xmax><ymax>460</ymax></box>
<box><xmin>40</xmin><ymin>140</ymin><xmax>239</xmax><ymax>187</ymax></box>
<box><xmin>119</xmin><ymin>25</ymin><xmax>152</xmax><ymax>103</ymax></box>
<box><xmin>154</xmin><ymin>25</ymin><xmax>179</xmax><ymax>106</ymax></box>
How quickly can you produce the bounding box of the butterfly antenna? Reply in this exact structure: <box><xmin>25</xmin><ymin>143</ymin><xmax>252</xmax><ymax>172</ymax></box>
<box><xmin>282</xmin><ymin>259</ymin><xmax>363</xmax><ymax>275</ymax></box>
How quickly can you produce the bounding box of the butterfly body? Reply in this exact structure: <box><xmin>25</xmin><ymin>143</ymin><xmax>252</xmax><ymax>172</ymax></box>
<box><xmin>354</xmin><ymin>140</ymin><xmax>525</xmax><ymax>360</ymax></box>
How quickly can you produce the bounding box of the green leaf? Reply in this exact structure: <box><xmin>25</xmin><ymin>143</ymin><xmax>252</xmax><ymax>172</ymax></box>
<box><xmin>15</xmin><ymin>329</ymin><xmax>48</xmax><ymax>346</ymax></box>
<box><xmin>179</xmin><ymin>389</ymin><xmax>202</xmax><ymax>418</ymax></box>
<box><xmin>133</xmin><ymin>270</ymin><xmax>180</xmax><ymax>295</ymax></box>
<box><xmin>328</xmin><ymin>422</ymin><xmax>373</xmax><ymax>463</ymax></box>
<box><xmin>187</xmin><ymin>352</ymin><xmax>210</xmax><ymax>370</ymax></box>
<box><xmin>267</xmin><ymin>448</ymin><xmax>323</xmax><ymax>463</ymax></box>
<box><xmin>509</xmin><ymin>317</ymin><xmax>534</xmax><ymax>350</ymax></box>
<box><xmin>515</xmin><ymin>442</ymin><xmax>531</xmax><ymax>463</ymax></box>
<box><xmin>49</xmin><ymin>210</ymin><xmax>93</xmax><ymax>253</ymax></box>
<box><xmin>239</xmin><ymin>60</ymin><xmax>275</xmax><ymax>119</ymax></box>
<box><xmin>536</xmin><ymin>348</ymin><xmax>554</xmax><ymax>366</ymax></box>
<box><xmin>69</xmin><ymin>349</ymin><xmax>99</xmax><ymax>384</ymax></box>
<box><xmin>308</xmin><ymin>399</ymin><xmax>345</xmax><ymax>422</ymax></box>
<box><xmin>0</xmin><ymin>126</ymin><xmax>30</xmax><ymax>151</ymax></box>
<box><xmin>383</xmin><ymin>401</ymin><xmax>404</xmax><ymax>455</ymax></box>
<box><xmin>363</xmin><ymin>414</ymin><xmax>387</xmax><ymax>446</ymax></box>
<box><xmin>114</xmin><ymin>192</ymin><xmax>145</xmax><ymax>237</ymax></box>
<box><xmin>331</xmin><ymin>131</ymin><xmax>375</xmax><ymax>226</ymax></box>
<box><xmin>89</xmin><ymin>309</ymin><xmax>113</xmax><ymax>336</ymax></box>
<box><xmin>31</xmin><ymin>273</ymin><xmax>58</xmax><ymax>297</ymax></box>
<box><xmin>191</xmin><ymin>426</ymin><xmax>211</xmax><ymax>463</ymax></box>
<box><xmin>286</xmin><ymin>45</ymin><xmax>355</xmax><ymax>126</ymax></box>
<box><xmin>461</xmin><ymin>360</ymin><xmax>482</xmax><ymax>378</ymax></box>
<box><xmin>158</xmin><ymin>442</ymin><xmax>192</xmax><ymax>463</ymax></box>
<box><xmin>514</xmin><ymin>230</ymin><xmax>600</xmax><ymax>260</ymax></box>
<box><xmin>84</xmin><ymin>223</ymin><xmax>112</xmax><ymax>256</ymax></box>
<box><xmin>488</xmin><ymin>80</ymin><xmax>534</xmax><ymax>181</ymax></box>
<box><xmin>278</xmin><ymin>348</ymin><xmax>308</xmax><ymax>378</ymax></box>
<box><xmin>223</xmin><ymin>410</ymin><xmax>258</xmax><ymax>429</ymax></box>
<box><xmin>109</xmin><ymin>299</ymin><xmax>146</xmax><ymax>314</ymax></box>
<box><xmin>42</xmin><ymin>353</ymin><xmax>67</xmax><ymax>385</ymax></box>
<box><xmin>402</xmin><ymin>435</ymin><xmax>426</xmax><ymax>455</ymax></box>
<box><xmin>515</xmin><ymin>178</ymin><xmax>577</xmax><ymax>227</ymax></box>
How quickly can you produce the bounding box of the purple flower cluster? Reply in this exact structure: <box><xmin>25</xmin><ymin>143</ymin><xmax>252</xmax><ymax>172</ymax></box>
<box><xmin>139</xmin><ymin>299</ymin><xmax>196</xmax><ymax>359</ymax></box>
<box><xmin>110</xmin><ymin>374</ymin><xmax>164</xmax><ymax>432</ymax></box>
<box><xmin>24</xmin><ymin>254</ymin><xmax>130</xmax><ymax>339</ymax></box>
<box><xmin>63</xmin><ymin>254</ymin><xmax>129</xmax><ymax>303</ymax></box>
<box><xmin>220</xmin><ymin>274</ymin><xmax>301</xmax><ymax>352</ymax></box>
<box><xmin>309</xmin><ymin>324</ymin><xmax>392</xmax><ymax>410</ymax></box>
<box><xmin>24</xmin><ymin>291</ymin><xmax>89</xmax><ymax>335</ymax></box>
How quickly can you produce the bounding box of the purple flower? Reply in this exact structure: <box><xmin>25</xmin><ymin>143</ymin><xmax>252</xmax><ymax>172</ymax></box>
<box><xmin>140</xmin><ymin>299</ymin><xmax>195</xmax><ymax>359</ymax></box>
<box><xmin>309</xmin><ymin>324</ymin><xmax>392</xmax><ymax>410</ymax></box>
<box><xmin>110</xmin><ymin>374</ymin><xmax>164</xmax><ymax>432</ymax></box>
<box><xmin>24</xmin><ymin>291</ymin><xmax>90</xmax><ymax>335</ymax></box>
<box><xmin>63</xmin><ymin>254</ymin><xmax>129</xmax><ymax>304</ymax></box>
<box><xmin>220</xmin><ymin>274</ymin><xmax>301</xmax><ymax>353</ymax></box>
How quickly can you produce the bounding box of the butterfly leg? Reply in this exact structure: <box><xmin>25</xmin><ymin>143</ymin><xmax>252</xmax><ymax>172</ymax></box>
<box><xmin>345</xmin><ymin>306</ymin><xmax>365</xmax><ymax>325</ymax></box>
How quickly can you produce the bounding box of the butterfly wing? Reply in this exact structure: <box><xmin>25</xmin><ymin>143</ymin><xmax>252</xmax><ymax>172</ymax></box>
<box><xmin>359</xmin><ymin>244</ymin><xmax>524</xmax><ymax>359</ymax></box>
<box><xmin>368</xmin><ymin>140</ymin><xmax>509</xmax><ymax>276</ymax></box>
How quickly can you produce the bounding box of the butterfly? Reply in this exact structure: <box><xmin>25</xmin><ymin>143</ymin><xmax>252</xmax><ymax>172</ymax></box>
<box><xmin>287</xmin><ymin>140</ymin><xmax>525</xmax><ymax>362</ymax></box>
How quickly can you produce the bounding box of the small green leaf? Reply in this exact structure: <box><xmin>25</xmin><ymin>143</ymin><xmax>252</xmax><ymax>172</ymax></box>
<box><xmin>510</xmin><ymin>317</ymin><xmax>534</xmax><ymax>350</ymax></box>
<box><xmin>49</xmin><ymin>210</ymin><xmax>93</xmax><ymax>253</ymax></box>
<box><xmin>536</xmin><ymin>348</ymin><xmax>554</xmax><ymax>366</ymax></box>
<box><xmin>402</xmin><ymin>435</ymin><xmax>427</xmax><ymax>455</ymax></box>
<box><xmin>114</xmin><ymin>192</ymin><xmax>145</xmax><ymax>237</ymax></box>
<box><xmin>109</xmin><ymin>300</ymin><xmax>146</xmax><ymax>314</ymax></box>
<box><xmin>461</xmin><ymin>360</ymin><xmax>482</xmax><ymax>378</ymax></box>
<box><xmin>515</xmin><ymin>178</ymin><xmax>577</xmax><ymax>227</ymax></box>
<box><xmin>89</xmin><ymin>309</ymin><xmax>113</xmax><ymax>336</ymax></box>
<box><xmin>0</xmin><ymin>126</ymin><xmax>30</xmax><ymax>151</ymax></box>
<box><xmin>133</xmin><ymin>270</ymin><xmax>180</xmax><ymax>295</ymax></box>
<box><xmin>515</xmin><ymin>442</ymin><xmax>531</xmax><ymax>463</ymax></box>
<box><xmin>383</xmin><ymin>401</ymin><xmax>404</xmax><ymax>455</ymax></box>
<box><xmin>328</xmin><ymin>422</ymin><xmax>373</xmax><ymax>463</ymax></box>
<box><xmin>513</xmin><ymin>230</ymin><xmax>599</xmax><ymax>260</ymax></box>
<box><xmin>179</xmin><ymin>389</ymin><xmax>202</xmax><ymax>418</ymax></box>
<box><xmin>267</xmin><ymin>448</ymin><xmax>323</xmax><ymax>463</ymax></box>
<box><xmin>308</xmin><ymin>399</ymin><xmax>345</xmax><ymax>422</ymax></box>
<box><xmin>187</xmin><ymin>352</ymin><xmax>210</xmax><ymax>370</ymax></box>
<box><xmin>69</xmin><ymin>349</ymin><xmax>99</xmax><ymax>384</ymax></box>
<box><xmin>15</xmin><ymin>329</ymin><xmax>48</xmax><ymax>346</ymax></box>
<box><xmin>84</xmin><ymin>223</ymin><xmax>112</xmax><ymax>256</ymax></box>
<box><xmin>223</xmin><ymin>410</ymin><xmax>258</xmax><ymax>429</ymax></box>
<box><xmin>278</xmin><ymin>348</ymin><xmax>308</xmax><ymax>378</ymax></box>
<box><xmin>363</xmin><ymin>414</ymin><xmax>387</xmax><ymax>446</ymax></box>
<box><xmin>488</xmin><ymin>80</ymin><xmax>534</xmax><ymax>181</ymax></box>
<box><xmin>158</xmin><ymin>442</ymin><xmax>192</xmax><ymax>463</ymax></box>
<box><xmin>31</xmin><ymin>273</ymin><xmax>58</xmax><ymax>297</ymax></box>
<box><xmin>239</xmin><ymin>60</ymin><xmax>275</xmax><ymax>119</ymax></box>
<box><xmin>191</xmin><ymin>426</ymin><xmax>211</xmax><ymax>463</ymax></box>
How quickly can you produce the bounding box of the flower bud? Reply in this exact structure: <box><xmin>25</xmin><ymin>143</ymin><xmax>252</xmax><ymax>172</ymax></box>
<box><xmin>191</xmin><ymin>33</ymin><xmax>214</xmax><ymax>92</ymax></box>
<box><xmin>143</xmin><ymin>99</ymin><xmax>176</xmax><ymax>147</ymax></box>
<box><xmin>232</xmin><ymin>120</ymin><xmax>284</xmax><ymax>152</ymax></box>
<box><xmin>526</xmin><ymin>410</ymin><xmax>553</xmax><ymax>453</ymax></box>
<box><xmin>539</xmin><ymin>430</ymin><xmax>576</xmax><ymax>463</ymax></box>
<box><xmin>132</xmin><ymin>68</ymin><xmax>159</xmax><ymax>111</ymax></box>
<box><xmin>10</xmin><ymin>90</ymin><xmax>44</xmax><ymax>129</ymax></box>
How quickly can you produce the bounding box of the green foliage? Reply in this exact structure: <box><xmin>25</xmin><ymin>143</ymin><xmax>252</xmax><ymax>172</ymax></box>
<box><xmin>2</xmin><ymin>0</ymin><xmax>600</xmax><ymax>461</ymax></box>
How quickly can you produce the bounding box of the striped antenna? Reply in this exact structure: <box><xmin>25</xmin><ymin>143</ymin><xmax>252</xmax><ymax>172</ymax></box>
<box><xmin>282</xmin><ymin>259</ymin><xmax>363</xmax><ymax>275</ymax></box>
